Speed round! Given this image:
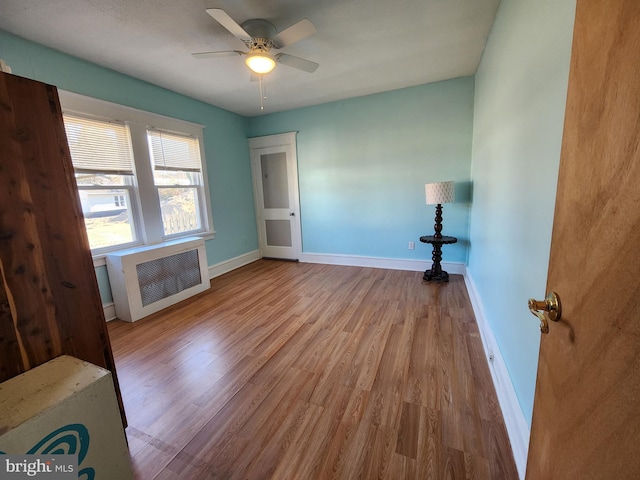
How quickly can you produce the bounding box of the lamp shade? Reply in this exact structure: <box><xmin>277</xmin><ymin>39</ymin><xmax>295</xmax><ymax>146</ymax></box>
<box><xmin>245</xmin><ymin>51</ymin><xmax>276</xmax><ymax>74</ymax></box>
<box><xmin>425</xmin><ymin>181</ymin><xmax>455</xmax><ymax>205</ymax></box>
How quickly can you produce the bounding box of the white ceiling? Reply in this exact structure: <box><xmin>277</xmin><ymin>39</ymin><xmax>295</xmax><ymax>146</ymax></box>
<box><xmin>0</xmin><ymin>0</ymin><xmax>500</xmax><ymax>117</ymax></box>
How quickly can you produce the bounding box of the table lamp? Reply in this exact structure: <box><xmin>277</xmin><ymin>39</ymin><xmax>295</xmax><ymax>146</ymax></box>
<box><xmin>421</xmin><ymin>181</ymin><xmax>457</xmax><ymax>282</ymax></box>
<box><xmin>425</xmin><ymin>181</ymin><xmax>455</xmax><ymax>238</ymax></box>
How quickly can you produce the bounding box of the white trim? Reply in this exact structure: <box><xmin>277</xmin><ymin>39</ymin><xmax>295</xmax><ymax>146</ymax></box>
<box><xmin>0</xmin><ymin>59</ymin><xmax>12</xmax><ymax>73</ymax></box>
<box><xmin>247</xmin><ymin>131</ymin><xmax>298</xmax><ymax>146</ymax></box>
<box><xmin>103</xmin><ymin>302</ymin><xmax>116</xmax><ymax>322</ymax></box>
<box><xmin>92</xmin><ymin>231</ymin><xmax>216</xmax><ymax>268</ymax></box>
<box><xmin>93</xmin><ymin>256</ymin><xmax>107</xmax><ymax>267</ymax></box>
<box><xmin>299</xmin><ymin>252</ymin><xmax>466</xmax><ymax>274</ymax></box>
<box><xmin>59</xmin><ymin>90</ymin><xmax>204</xmax><ymax>130</ymax></box>
<box><xmin>208</xmin><ymin>250</ymin><xmax>261</xmax><ymax>279</ymax></box>
<box><xmin>249</xmin><ymin>132</ymin><xmax>302</xmax><ymax>261</ymax></box>
<box><xmin>464</xmin><ymin>272</ymin><xmax>529</xmax><ymax>479</ymax></box>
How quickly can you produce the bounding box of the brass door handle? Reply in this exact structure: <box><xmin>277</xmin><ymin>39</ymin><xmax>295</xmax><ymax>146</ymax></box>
<box><xmin>528</xmin><ymin>292</ymin><xmax>562</xmax><ymax>334</ymax></box>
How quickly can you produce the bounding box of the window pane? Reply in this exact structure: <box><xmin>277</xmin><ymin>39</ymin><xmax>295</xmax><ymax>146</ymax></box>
<box><xmin>261</xmin><ymin>152</ymin><xmax>289</xmax><ymax>209</ymax></box>
<box><xmin>153</xmin><ymin>170</ymin><xmax>200</xmax><ymax>186</ymax></box>
<box><xmin>158</xmin><ymin>187</ymin><xmax>201</xmax><ymax>236</ymax></box>
<box><xmin>78</xmin><ymin>188</ymin><xmax>136</xmax><ymax>249</ymax></box>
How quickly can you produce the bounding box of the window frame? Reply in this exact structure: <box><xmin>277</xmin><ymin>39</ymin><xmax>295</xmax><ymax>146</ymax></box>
<box><xmin>147</xmin><ymin>128</ymin><xmax>209</xmax><ymax>239</ymax></box>
<box><xmin>60</xmin><ymin>91</ymin><xmax>215</xmax><ymax>260</ymax></box>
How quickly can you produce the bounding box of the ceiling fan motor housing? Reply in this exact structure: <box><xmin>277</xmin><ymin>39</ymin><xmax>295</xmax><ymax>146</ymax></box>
<box><xmin>241</xmin><ymin>19</ymin><xmax>277</xmax><ymax>41</ymax></box>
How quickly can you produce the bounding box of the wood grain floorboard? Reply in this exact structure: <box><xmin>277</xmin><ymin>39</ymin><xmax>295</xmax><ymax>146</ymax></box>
<box><xmin>108</xmin><ymin>260</ymin><xmax>518</xmax><ymax>479</ymax></box>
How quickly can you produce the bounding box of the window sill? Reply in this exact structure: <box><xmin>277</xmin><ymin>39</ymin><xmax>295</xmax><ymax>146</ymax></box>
<box><xmin>200</xmin><ymin>230</ymin><xmax>216</xmax><ymax>241</ymax></box>
<box><xmin>93</xmin><ymin>256</ymin><xmax>107</xmax><ymax>267</ymax></box>
<box><xmin>92</xmin><ymin>230</ymin><xmax>216</xmax><ymax>268</ymax></box>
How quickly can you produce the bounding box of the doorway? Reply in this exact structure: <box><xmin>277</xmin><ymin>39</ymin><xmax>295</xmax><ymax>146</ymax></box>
<box><xmin>249</xmin><ymin>132</ymin><xmax>302</xmax><ymax>260</ymax></box>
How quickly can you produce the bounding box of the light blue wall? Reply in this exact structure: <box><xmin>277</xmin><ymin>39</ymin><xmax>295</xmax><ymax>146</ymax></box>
<box><xmin>468</xmin><ymin>0</ymin><xmax>576</xmax><ymax>424</ymax></box>
<box><xmin>95</xmin><ymin>267</ymin><xmax>113</xmax><ymax>304</ymax></box>
<box><xmin>248</xmin><ymin>77</ymin><xmax>474</xmax><ymax>263</ymax></box>
<box><xmin>0</xmin><ymin>30</ymin><xmax>259</xmax><ymax>304</ymax></box>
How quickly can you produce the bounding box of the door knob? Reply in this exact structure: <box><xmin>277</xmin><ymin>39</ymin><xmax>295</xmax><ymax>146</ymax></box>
<box><xmin>289</xmin><ymin>212</ymin><xmax>295</xmax><ymax>216</ymax></box>
<box><xmin>528</xmin><ymin>292</ymin><xmax>562</xmax><ymax>334</ymax></box>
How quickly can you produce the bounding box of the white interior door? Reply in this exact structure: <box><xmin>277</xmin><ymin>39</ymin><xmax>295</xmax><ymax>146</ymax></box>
<box><xmin>249</xmin><ymin>133</ymin><xmax>301</xmax><ymax>260</ymax></box>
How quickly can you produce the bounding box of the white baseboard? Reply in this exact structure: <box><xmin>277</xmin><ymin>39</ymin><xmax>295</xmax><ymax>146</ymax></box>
<box><xmin>299</xmin><ymin>252</ymin><xmax>465</xmax><ymax>274</ymax></box>
<box><xmin>208</xmin><ymin>250</ymin><xmax>261</xmax><ymax>279</ymax></box>
<box><xmin>464</xmin><ymin>272</ymin><xmax>529</xmax><ymax>479</ymax></box>
<box><xmin>103</xmin><ymin>302</ymin><xmax>116</xmax><ymax>322</ymax></box>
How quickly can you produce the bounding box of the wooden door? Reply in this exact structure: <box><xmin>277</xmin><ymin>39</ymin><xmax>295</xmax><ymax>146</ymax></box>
<box><xmin>249</xmin><ymin>133</ymin><xmax>302</xmax><ymax>260</ymax></box>
<box><xmin>0</xmin><ymin>72</ymin><xmax>125</xmax><ymax>424</ymax></box>
<box><xmin>526</xmin><ymin>1</ymin><xmax>640</xmax><ymax>478</ymax></box>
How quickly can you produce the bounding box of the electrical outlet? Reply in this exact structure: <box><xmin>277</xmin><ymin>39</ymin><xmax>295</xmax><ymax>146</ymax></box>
<box><xmin>408</xmin><ymin>241</ymin><xmax>415</xmax><ymax>250</ymax></box>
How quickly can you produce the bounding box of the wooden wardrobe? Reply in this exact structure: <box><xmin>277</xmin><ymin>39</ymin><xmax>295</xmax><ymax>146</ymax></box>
<box><xmin>0</xmin><ymin>72</ymin><xmax>125</xmax><ymax>425</ymax></box>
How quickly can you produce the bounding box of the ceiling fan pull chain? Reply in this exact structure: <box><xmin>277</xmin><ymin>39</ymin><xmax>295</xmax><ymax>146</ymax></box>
<box><xmin>258</xmin><ymin>75</ymin><xmax>268</xmax><ymax>110</ymax></box>
<box><xmin>259</xmin><ymin>75</ymin><xmax>265</xmax><ymax>110</ymax></box>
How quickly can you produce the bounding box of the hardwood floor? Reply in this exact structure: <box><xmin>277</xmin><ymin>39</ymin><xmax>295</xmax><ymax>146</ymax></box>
<box><xmin>107</xmin><ymin>260</ymin><xmax>518</xmax><ymax>479</ymax></box>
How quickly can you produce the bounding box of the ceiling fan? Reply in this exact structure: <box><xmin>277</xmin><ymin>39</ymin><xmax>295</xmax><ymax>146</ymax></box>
<box><xmin>193</xmin><ymin>8</ymin><xmax>319</xmax><ymax>76</ymax></box>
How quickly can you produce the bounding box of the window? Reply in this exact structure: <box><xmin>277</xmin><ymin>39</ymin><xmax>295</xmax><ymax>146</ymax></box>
<box><xmin>61</xmin><ymin>92</ymin><xmax>214</xmax><ymax>256</ymax></box>
<box><xmin>147</xmin><ymin>129</ymin><xmax>204</xmax><ymax>237</ymax></box>
<box><xmin>65</xmin><ymin>114</ymin><xmax>138</xmax><ymax>251</ymax></box>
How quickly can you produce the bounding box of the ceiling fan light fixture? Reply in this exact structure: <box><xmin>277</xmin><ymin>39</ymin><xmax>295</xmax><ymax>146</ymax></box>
<box><xmin>245</xmin><ymin>50</ymin><xmax>276</xmax><ymax>74</ymax></box>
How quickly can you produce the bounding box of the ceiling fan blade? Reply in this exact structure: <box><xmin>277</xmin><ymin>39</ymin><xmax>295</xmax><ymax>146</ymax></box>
<box><xmin>275</xmin><ymin>53</ymin><xmax>319</xmax><ymax>73</ymax></box>
<box><xmin>205</xmin><ymin>8</ymin><xmax>252</xmax><ymax>42</ymax></box>
<box><xmin>192</xmin><ymin>50</ymin><xmax>245</xmax><ymax>59</ymax></box>
<box><xmin>272</xmin><ymin>19</ymin><xmax>316</xmax><ymax>48</ymax></box>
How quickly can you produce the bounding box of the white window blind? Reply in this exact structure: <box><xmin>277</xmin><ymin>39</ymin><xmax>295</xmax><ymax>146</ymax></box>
<box><xmin>64</xmin><ymin>114</ymin><xmax>134</xmax><ymax>174</ymax></box>
<box><xmin>148</xmin><ymin>129</ymin><xmax>202</xmax><ymax>172</ymax></box>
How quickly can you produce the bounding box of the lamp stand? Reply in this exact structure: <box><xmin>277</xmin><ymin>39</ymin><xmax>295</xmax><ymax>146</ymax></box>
<box><xmin>433</xmin><ymin>204</ymin><xmax>443</xmax><ymax>239</ymax></box>
<box><xmin>420</xmin><ymin>203</ymin><xmax>458</xmax><ymax>282</ymax></box>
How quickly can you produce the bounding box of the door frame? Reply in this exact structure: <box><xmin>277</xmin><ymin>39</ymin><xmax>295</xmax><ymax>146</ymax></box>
<box><xmin>248</xmin><ymin>132</ymin><xmax>302</xmax><ymax>260</ymax></box>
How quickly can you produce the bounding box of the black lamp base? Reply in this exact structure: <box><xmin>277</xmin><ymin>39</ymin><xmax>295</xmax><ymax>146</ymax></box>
<box><xmin>419</xmin><ymin>203</ymin><xmax>457</xmax><ymax>283</ymax></box>
<box><xmin>423</xmin><ymin>268</ymin><xmax>450</xmax><ymax>283</ymax></box>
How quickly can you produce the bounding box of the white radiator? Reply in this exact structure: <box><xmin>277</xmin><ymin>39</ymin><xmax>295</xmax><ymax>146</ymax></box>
<box><xmin>106</xmin><ymin>237</ymin><xmax>209</xmax><ymax>322</ymax></box>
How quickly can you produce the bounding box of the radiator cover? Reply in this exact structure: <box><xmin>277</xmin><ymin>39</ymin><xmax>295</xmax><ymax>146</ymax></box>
<box><xmin>106</xmin><ymin>237</ymin><xmax>209</xmax><ymax>322</ymax></box>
